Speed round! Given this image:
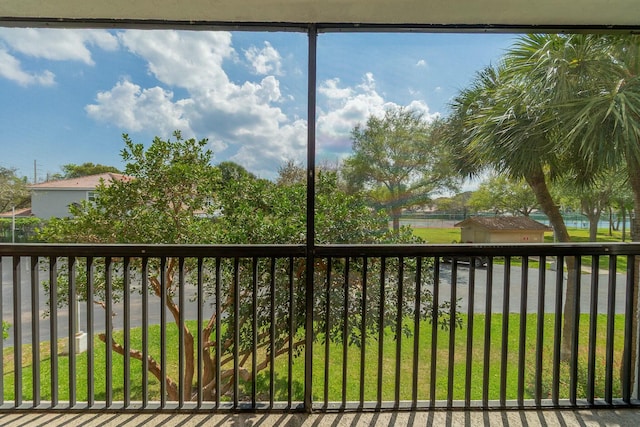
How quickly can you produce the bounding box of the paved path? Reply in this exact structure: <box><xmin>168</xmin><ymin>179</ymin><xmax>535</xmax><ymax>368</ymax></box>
<box><xmin>437</xmin><ymin>262</ymin><xmax>629</xmax><ymax>315</ymax></box>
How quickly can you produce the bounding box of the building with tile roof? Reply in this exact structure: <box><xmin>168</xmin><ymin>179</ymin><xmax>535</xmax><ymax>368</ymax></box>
<box><xmin>454</xmin><ymin>216</ymin><xmax>553</xmax><ymax>244</ymax></box>
<box><xmin>29</xmin><ymin>173</ymin><xmax>132</xmax><ymax>219</ymax></box>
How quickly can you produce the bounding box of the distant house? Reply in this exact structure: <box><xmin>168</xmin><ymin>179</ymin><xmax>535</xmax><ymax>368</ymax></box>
<box><xmin>454</xmin><ymin>216</ymin><xmax>552</xmax><ymax>244</ymax></box>
<box><xmin>29</xmin><ymin>173</ymin><xmax>131</xmax><ymax>219</ymax></box>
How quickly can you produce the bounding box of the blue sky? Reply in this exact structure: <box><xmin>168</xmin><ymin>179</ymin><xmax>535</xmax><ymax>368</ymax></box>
<box><xmin>0</xmin><ymin>28</ymin><xmax>517</xmax><ymax>181</ymax></box>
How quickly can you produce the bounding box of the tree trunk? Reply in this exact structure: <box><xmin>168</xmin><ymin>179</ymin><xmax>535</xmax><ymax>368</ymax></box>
<box><xmin>609</xmin><ymin>207</ymin><xmax>614</xmax><ymax>235</ymax></box>
<box><xmin>625</xmin><ymin>165</ymin><xmax>640</xmax><ymax>397</ymax></box>
<box><xmin>581</xmin><ymin>200</ymin><xmax>601</xmax><ymax>241</ymax></box>
<box><xmin>587</xmin><ymin>212</ymin><xmax>600</xmax><ymax>241</ymax></box>
<box><xmin>525</xmin><ymin>166</ymin><xmax>576</xmax><ymax>361</ymax></box>
<box><xmin>391</xmin><ymin>206</ymin><xmax>402</xmax><ymax>233</ymax></box>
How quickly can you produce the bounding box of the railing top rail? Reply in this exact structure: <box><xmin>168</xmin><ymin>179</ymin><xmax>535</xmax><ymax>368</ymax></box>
<box><xmin>1</xmin><ymin>242</ymin><xmax>639</xmax><ymax>258</ymax></box>
<box><xmin>316</xmin><ymin>242</ymin><xmax>640</xmax><ymax>257</ymax></box>
<box><xmin>0</xmin><ymin>243</ymin><xmax>307</xmax><ymax>257</ymax></box>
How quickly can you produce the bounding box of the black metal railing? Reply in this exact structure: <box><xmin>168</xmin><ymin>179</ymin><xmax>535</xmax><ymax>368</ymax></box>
<box><xmin>0</xmin><ymin>243</ymin><xmax>639</xmax><ymax>411</ymax></box>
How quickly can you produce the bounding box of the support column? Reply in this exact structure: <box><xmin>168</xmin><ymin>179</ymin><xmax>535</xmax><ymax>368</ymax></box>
<box><xmin>304</xmin><ymin>23</ymin><xmax>318</xmax><ymax>413</ymax></box>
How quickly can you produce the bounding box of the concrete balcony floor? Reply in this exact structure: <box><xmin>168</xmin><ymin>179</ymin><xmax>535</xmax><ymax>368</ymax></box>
<box><xmin>1</xmin><ymin>409</ymin><xmax>640</xmax><ymax>427</ymax></box>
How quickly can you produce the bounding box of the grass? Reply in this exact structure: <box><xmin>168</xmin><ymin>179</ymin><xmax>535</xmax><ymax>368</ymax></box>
<box><xmin>2</xmin><ymin>313</ymin><xmax>627</xmax><ymax>404</ymax></box>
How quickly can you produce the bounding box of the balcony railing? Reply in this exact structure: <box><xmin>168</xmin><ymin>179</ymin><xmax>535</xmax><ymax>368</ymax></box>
<box><xmin>0</xmin><ymin>243</ymin><xmax>639</xmax><ymax>412</ymax></box>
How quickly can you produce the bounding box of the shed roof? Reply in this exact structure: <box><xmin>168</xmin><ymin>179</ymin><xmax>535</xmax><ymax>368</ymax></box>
<box><xmin>454</xmin><ymin>216</ymin><xmax>553</xmax><ymax>231</ymax></box>
<box><xmin>29</xmin><ymin>173</ymin><xmax>132</xmax><ymax>190</ymax></box>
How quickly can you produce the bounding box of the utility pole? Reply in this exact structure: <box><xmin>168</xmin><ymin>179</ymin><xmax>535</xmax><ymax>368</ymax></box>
<box><xmin>33</xmin><ymin>160</ymin><xmax>37</xmax><ymax>184</ymax></box>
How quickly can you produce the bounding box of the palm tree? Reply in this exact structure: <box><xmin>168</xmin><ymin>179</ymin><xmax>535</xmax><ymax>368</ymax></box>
<box><xmin>446</xmin><ymin>40</ymin><xmax>579</xmax><ymax>361</ymax></box>
<box><xmin>550</xmin><ymin>33</ymin><xmax>640</xmax><ymax>389</ymax></box>
<box><xmin>452</xmin><ymin>32</ymin><xmax>640</xmax><ymax>380</ymax></box>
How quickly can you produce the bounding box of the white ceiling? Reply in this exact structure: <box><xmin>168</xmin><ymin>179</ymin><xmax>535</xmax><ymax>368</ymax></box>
<box><xmin>1</xmin><ymin>0</ymin><xmax>639</xmax><ymax>28</ymax></box>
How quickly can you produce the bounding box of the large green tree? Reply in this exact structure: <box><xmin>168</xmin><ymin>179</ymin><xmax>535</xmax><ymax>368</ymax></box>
<box><xmin>39</xmin><ymin>132</ymin><xmax>453</xmax><ymax>402</ymax></box>
<box><xmin>552</xmin><ymin>169</ymin><xmax>626</xmax><ymax>241</ymax></box>
<box><xmin>0</xmin><ymin>167</ymin><xmax>30</xmax><ymax>213</ymax></box>
<box><xmin>468</xmin><ymin>174</ymin><xmax>538</xmax><ymax>216</ymax></box>
<box><xmin>52</xmin><ymin>162</ymin><xmax>121</xmax><ymax>180</ymax></box>
<box><xmin>343</xmin><ymin>107</ymin><xmax>459</xmax><ymax>233</ymax></box>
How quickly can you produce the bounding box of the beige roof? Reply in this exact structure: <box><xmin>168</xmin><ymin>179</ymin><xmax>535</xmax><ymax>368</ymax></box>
<box><xmin>454</xmin><ymin>216</ymin><xmax>553</xmax><ymax>231</ymax></box>
<box><xmin>0</xmin><ymin>207</ymin><xmax>32</xmax><ymax>218</ymax></box>
<box><xmin>29</xmin><ymin>173</ymin><xmax>132</xmax><ymax>190</ymax></box>
<box><xmin>1</xmin><ymin>0</ymin><xmax>638</xmax><ymax>27</ymax></box>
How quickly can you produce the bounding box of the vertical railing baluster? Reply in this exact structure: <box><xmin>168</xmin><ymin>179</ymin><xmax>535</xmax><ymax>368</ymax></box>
<box><xmin>178</xmin><ymin>257</ymin><xmax>185</xmax><ymax>408</ymax></box>
<box><xmin>482</xmin><ymin>258</ymin><xmax>493</xmax><ymax>407</ymax></box>
<box><xmin>288</xmin><ymin>257</ymin><xmax>295</xmax><ymax>408</ymax></box>
<box><xmin>68</xmin><ymin>256</ymin><xmax>76</xmax><ymax>408</ymax></box>
<box><xmin>123</xmin><ymin>256</ymin><xmax>131</xmax><ymax>408</ymax></box>
<box><xmin>196</xmin><ymin>257</ymin><xmax>204</xmax><ymax>409</ymax></box>
<box><xmin>465</xmin><ymin>260</ymin><xmax>476</xmax><ymax>408</ymax></box>
<box><xmin>270</xmin><ymin>257</ymin><xmax>276</xmax><ymax>409</ymax></box>
<box><xmin>0</xmin><ymin>258</ymin><xmax>3</xmax><ymax>405</ymax></box>
<box><xmin>605</xmin><ymin>255</ymin><xmax>616</xmax><ymax>404</ymax></box>
<box><xmin>622</xmin><ymin>254</ymin><xmax>635</xmax><ymax>403</ymax></box>
<box><xmin>215</xmin><ymin>257</ymin><xmax>222</xmax><ymax>409</ymax></box>
<box><xmin>360</xmin><ymin>257</ymin><xmax>368</xmax><ymax>408</ymax></box>
<box><xmin>30</xmin><ymin>256</ymin><xmax>40</xmax><ymax>407</ymax></box>
<box><xmin>343</xmin><ymin>257</ymin><xmax>350</xmax><ymax>409</ymax></box>
<box><xmin>412</xmin><ymin>257</ymin><xmax>422</xmax><ymax>408</ymax></box>
<box><xmin>587</xmin><ymin>255</ymin><xmax>599</xmax><ymax>404</ymax></box>
<box><xmin>395</xmin><ymin>257</ymin><xmax>404</xmax><ymax>409</ymax></box>
<box><xmin>500</xmin><ymin>256</ymin><xmax>511</xmax><ymax>406</ymax></box>
<box><xmin>86</xmin><ymin>257</ymin><xmax>94</xmax><ymax>408</ymax></box>
<box><xmin>49</xmin><ymin>257</ymin><xmax>58</xmax><ymax>408</ymax></box>
<box><xmin>430</xmin><ymin>257</ymin><xmax>440</xmax><ymax>407</ymax></box>
<box><xmin>251</xmin><ymin>258</ymin><xmax>258</xmax><ymax>409</ymax></box>
<box><xmin>233</xmin><ymin>257</ymin><xmax>239</xmax><ymax>409</ymax></box>
<box><xmin>535</xmin><ymin>255</ymin><xmax>546</xmax><ymax>406</ymax></box>
<box><xmin>105</xmin><ymin>257</ymin><xmax>113</xmax><ymax>407</ymax></box>
<box><xmin>552</xmin><ymin>255</ymin><xmax>565</xmax><ymax>405</ymax></box>
<box><xmin>570</xmin><ymin>256</ymin><xmax>582</xmax><ymax>405</ymax></box>
<box><xmin>377</xmin><ymin>257</ymin><xmax>386</xmax><ymax>409</ymax></box>
<box><xmin>447</xmin><ymin>258</ymin><xmax>457</xmax><ymax>408</ymax></box>
<box><xmin>12</xmin><ymin>256</ymin><xmax>21</xmax><ymax>407</ymax></box>
<box><xmin>141</xmin><ymin>257</ymin><xmax>149</xmax><ymax>408</ymax></box>
<box><xmin>159</xmin><ymin>257</ymin><xmax>167</xmax><ymax>408</ymax></box>
<box><xmin>215</xmin><ymin>257</ymin><xmax>221</xmax><ymax>409</ymax></box>
<box><xmin>323</xmin><ymin>257</ymin><xmax>332</xmax><ymax>408</ymax></box>
<box><xmin>517</xmin><ymin>256</ymin><xmax>529</xmax><ymax>406</ymax></box>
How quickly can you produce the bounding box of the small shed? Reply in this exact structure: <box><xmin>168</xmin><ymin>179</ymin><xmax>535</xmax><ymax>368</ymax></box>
<box><xmin>454</xmin><ymin>216</ymin><xmax>552</xmax><ymax>244</ymax></box>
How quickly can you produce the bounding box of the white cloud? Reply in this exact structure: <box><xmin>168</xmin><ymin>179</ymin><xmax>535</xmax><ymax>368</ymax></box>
<box><xmin>416</xmin><ymin>59</ymin><xmax>427</xmax><ymax>67</ymax></box>
<box><xmin>118</xmin><ymin>30</ymin><xmax>234</xmax><ymax>91</ymax></box>
<box><xmin>319</xmin><ymin>78</ymin><xmax>353</xmax><ymax>99</ymax></box>
<box><xmin>316</xmin><ymin>72</ymin><xmax>438</xmax><ymax>157</ymax></box>
<box><xmin>0</xmin><ymin>28</ymin><xmax>118</xmax><ymax>65</ymax></box>
<box><xmin>85</xmin><ymin>79</ymin><xmax>192</xmax><ymax>135</ymax></box>
<box><xmin>87</xmin><ymin>30</ymin><xmax>305</xmax><ymax>178</ymax></box>
<box><xmin>244</xmin><ymin>41</ymin><xmax>282</xmax><ymax>75</ymax></box>
<box><xmin>0</xmin><ymin>48</ymin><xmax>55</xmax><ymax>86</ymax></box>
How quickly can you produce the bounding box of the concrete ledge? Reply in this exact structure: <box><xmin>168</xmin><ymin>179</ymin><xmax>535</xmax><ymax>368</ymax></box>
<box><xmin>1</xmin><ymin>408</ymin><xmax>640</xmax><ymax>426</ymax></box>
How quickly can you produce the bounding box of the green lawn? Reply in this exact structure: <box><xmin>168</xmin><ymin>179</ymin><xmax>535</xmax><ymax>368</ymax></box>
<box><xmin>413</xmin><ymin>226</ymin><xmax>626</xmax><ymax>245</ymax></box>
<box><xmin>3</xmin><ymin>314</ymin><xmax>626</xmax><ymax>404</ymax></box>
<box><xmin>414</xmin><ymin>227</ymin><xmax>630</xmax><ymax>272</ymax></box>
